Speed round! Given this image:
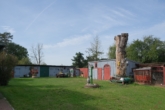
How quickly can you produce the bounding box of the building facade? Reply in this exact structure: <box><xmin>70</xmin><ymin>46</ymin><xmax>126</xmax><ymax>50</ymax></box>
<box><xmin>14</xmin><ymin>65</ymin><xmax>79</xmax><ymax>78</ymax></box>
<box><xmin>134</xmin><ymin>64</ymin><xmax>165</xmax><ymax>85</ymax></box>
<box><xmin>80</xmin><ymin>59</ymin><xmax>137</xmax><ymax>80</ymax></box>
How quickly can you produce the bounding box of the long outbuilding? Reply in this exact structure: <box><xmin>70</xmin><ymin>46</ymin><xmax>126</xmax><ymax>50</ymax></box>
<box><xmin>13</xmin><ymin>65</ymin><xmax>79</xmax><ymax>78</ymax></box>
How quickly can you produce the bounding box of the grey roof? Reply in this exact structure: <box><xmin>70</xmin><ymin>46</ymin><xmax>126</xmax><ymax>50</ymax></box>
<box><xmin>88</xmin><ymin>59</ymin><xmax>138</xmax><ymax>64</ymax></box>
<box><xmin>134</xmin><ymin>67</ymin><xmax>151</xmax><ymax>70</ymax></box>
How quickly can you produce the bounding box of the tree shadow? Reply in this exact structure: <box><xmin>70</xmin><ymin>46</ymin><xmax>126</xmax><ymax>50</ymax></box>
<box><xmin>1</xmin><ymin>78</ymin><xmax>100</xmax><ymax>110</ymax></box>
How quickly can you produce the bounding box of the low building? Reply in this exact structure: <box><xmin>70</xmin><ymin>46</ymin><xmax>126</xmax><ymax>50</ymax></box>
<box><xmin>14</xmin><ymin>65</ymin><xmax>79</xmax><ymax>78</ymax></box>
<box><xmin>80</xmin><ymin>59</ymin><xmax>138</xmax><ymax>80</ymax></box>
<box><xmin>134</xmin><ymin>63</ymin><xmax>165</xmax><ymax>85</ymax></box>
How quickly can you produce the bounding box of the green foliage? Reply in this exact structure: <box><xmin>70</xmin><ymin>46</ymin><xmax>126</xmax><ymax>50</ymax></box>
<box><xmin>72</xmin><ymin>52</ymin><xmax>87</xmax><ymax>68</ymax></box>
<box><xmin>127</xmin><ymin>35</ymin><xmax>165</xmax><ymax>63</ymax></box>
<box><xmin>0</xmin><ymin>32</ymin><xmax>30</xmax><ymax>62</ymax></box>
<box><xmin>0</xmin><ymin>52</ymin><xmax>18</xmax><ymax>86</ymax></box>
<box><xmin>0</xmin><ymin>32</ymin><xmax>13</xmax><ymax>44</ymax></box>
<box><xmin>108</xmin><ymin>35</ymin><xmax>165</xmax><ymax>63</ymax></box>
<box><xmin>18</xmin><ymin>57</ymin><xmax>32</xmax><ymax>65</ymax></box>
<box><xmin>5</xmin><ymin>42</ymin><xmax>29</xmax><ymax>60</ymax></box>
<box><xmin>86</xmin><ymin>36</ymin><xmax>103</xmax><ymax>60</ymax></box>
<box><xmin>107</xmin><ymin>44</ymin><xmax>116</xmax><ymax>59</ymax></box>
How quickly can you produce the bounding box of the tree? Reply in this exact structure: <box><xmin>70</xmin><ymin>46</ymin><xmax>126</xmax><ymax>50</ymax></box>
<box><xmin>108</xmin><ymin>35</ymin><xmax>165</xmax><ymax>63</ymax></box>
<box><xmin>72</xmin><ymin>52</ymin><xmax>87</xmax><ymax>68</ymax></box>
<box><xmin>107</xmin><ymin>44</ymin><xmax>116</xmax><ymax>59</ymax></box>
<box><xmin>31</xmin><ymin>43</ymin><xmax>44</xmax><ymax>65</ymax></box>
<box><xmin>126</xmin><ymin>35</ymin><xmax>165</xmax><ymax>63</ymax></box>
<box><xmin>5</xmin><ymin>42</ymin><xmax>29</xmax><ymax>60</ymax></box>
<box><xmin>0</xmin><ymin>52</ymin><xmax>18</xmax><ymax>86</ymax></box>
<box><xmin>0</xmin><ymin>32</ymin><xmax>30</xmax><ymax>62</ymax></box>
<box><xmin>0</xmin><ymin>32</ymin><xmax>13</xmax><ymax>44</ymax></box>
<box><xmin>86</xmin><ymin>36</ymin><xmax>103</xmax><ymax>61</ymax></box>
<box><xmin>18</xmin><ymin>57</ymin><xmax>32</xmax><ymax>65</ymax></box>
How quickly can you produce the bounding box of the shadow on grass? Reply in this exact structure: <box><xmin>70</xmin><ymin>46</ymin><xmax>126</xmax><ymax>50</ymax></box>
<box><xmin>1</xmin><ymin>78</ymin><xmax>100</xmax><ymax>110</ymax></box>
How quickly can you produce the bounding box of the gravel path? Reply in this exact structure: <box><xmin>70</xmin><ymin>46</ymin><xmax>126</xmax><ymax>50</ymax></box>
<box><xmin>0</xmin><ymin>93</ymin><xmax>14</xmax><ymax>110</ymax></box>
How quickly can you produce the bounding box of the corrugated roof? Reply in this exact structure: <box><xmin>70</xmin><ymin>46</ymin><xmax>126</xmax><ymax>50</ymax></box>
<box><xmin>134</xmin><ymin>67</ymin><xmax>151</xmax><ymax>70</ymax></box>
<box><xmin>16</xmin><ymin>64</ymin><xmax>75</xmax><ymax>67</ymax></box>
<box><xmin>88</xmin><ymin>59</ymin><xmax>138</xmax><ymax>64</ymax></box>
<box><xmin>136</xmin><ymin>63</ymin><xmax>165</xmax><ymax>67</ymax></box>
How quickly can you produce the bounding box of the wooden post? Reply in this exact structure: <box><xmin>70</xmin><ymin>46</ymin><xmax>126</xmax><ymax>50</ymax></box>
<box><xmin>114</xmin><ymin>33</ymin><xmax>128</xmax><ymax>77</ymax></box>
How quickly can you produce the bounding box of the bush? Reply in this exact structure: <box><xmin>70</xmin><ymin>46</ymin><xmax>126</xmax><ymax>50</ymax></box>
<box><xmin>0</xmin><ymin>52</ymin><xmax>17</xmax><ymax>86</ymax></box>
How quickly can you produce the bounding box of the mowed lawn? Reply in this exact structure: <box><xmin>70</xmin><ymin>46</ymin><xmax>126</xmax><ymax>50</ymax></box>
<box><xmin>0</xmin><ymin>78</ymin><xmax>165</xmax><ymax>110</ymax></box>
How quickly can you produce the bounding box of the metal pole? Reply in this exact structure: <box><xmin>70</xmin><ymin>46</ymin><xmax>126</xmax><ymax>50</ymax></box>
<box><xmin>90</xmin><ymin>66</ymin><xmax>93</xmax><ymax>84</ymax></box>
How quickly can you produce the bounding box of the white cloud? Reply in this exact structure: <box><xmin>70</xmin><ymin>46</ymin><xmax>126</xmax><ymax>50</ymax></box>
<box><xmin>117</xmin><ymin>8</ymin><xmax>135</xmax><ymax>17</ymax></box>
<box><xmin>43</xmin><ymin>34</ymin><xmax>92</xmax><ymax>49</ymax></box>
<box><xmin>1</xmin><ymin>26</ymin><xmax>15</xmax><ymax>34</ymax></box>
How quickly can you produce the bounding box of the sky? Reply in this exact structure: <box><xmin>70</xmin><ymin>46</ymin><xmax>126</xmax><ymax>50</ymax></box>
<box><xmin>0</xmin><ymin>0</ymin><xmax>165</xmax><ymax>65</ymax></box>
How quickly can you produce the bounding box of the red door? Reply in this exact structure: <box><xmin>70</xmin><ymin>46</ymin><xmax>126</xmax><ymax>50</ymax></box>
<box><xmin>104</xmin><ymin>64</ymin><xmax>110</xmax><ymax>80</ymax></box>
<box><xmin>97</xmin><ymin>68</ymin><xmax>102</xmax><ymax>80</ymax></box>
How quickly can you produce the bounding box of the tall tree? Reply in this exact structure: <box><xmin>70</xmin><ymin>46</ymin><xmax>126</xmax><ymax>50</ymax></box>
<box><xmin>31</xmin><ymin>43</ymin><xmax>44</xmax><ymax>65</ymax></box>
<box><xmin>0</xmin><ymin>32</ymin><xmax>13</xmax><ymax>44</ymax></box>
<box><xmin>0</xmin><ymin>32</ymin><xmax>31</xmax><ymax>63</ymax></box>
<box><xmin>5</xmin><ymin>42</ymin><xmax>28</xmax><ymax>60</ymax></box>
<box><xmin>86</xmin><ymin>36</ymin><xmax>103</xmax><ymax>61</ymax></box>
<box><xmin>126</xmin><ymin>35</ymin><xmax>165</xmax><ymax>63</ymax></box>
<box><xmin>72</xmin><ymin>52</ymin><xmax>86</xmax><ymax>68</ymax></box>
<box><xmin>107</xmin><ymin>44</ymin><xmax>116</xmax><ymax>59</ymax></box>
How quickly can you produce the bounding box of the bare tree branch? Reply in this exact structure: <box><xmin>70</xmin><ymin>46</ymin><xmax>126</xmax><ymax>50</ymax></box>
<box><xmin>86</xmin><ymin>36</ymin><xmax>103</xmax><ymax>60</ymax></box>
<box><xmin>31</xmin><ymin>43</ymin><xmax>44</xmax><ymax>65</ymax></box>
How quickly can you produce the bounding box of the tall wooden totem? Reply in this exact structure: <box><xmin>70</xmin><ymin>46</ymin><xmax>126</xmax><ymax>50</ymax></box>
<box><xmin>114</xmin><ymin>33</ymin><xmax>128</xmax><ymax>77</ymax></box>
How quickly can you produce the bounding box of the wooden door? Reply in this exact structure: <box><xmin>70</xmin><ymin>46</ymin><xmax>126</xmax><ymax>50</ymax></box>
<box><xmin>104</xmin><ymin>64</ymin><xmax>111</xmax><ymax>80</ymax></box>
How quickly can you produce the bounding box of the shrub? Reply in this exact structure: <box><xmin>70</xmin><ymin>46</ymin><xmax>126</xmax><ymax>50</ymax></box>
<box><xmin>0</xmin><ymin>52</ymin><xmax>17</xmax><ymax>86</ymax></box>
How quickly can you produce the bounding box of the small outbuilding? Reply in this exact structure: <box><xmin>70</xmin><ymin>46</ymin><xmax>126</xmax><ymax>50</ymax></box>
<box><xmin>134</xmin><ymin>63</ymin><xmax>165</xmax><ymax>85</ymax></box>
<box><xmin>80</xmin><ymin>59</ymin><xmax>138</xmax><ymax>80</ymax></box>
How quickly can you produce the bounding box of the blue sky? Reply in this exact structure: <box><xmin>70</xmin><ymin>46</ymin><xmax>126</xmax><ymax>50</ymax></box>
<box><xmin>0</xmin><ymin>0</ymin><xmax>165</xmax><ymax>65</ymax></box>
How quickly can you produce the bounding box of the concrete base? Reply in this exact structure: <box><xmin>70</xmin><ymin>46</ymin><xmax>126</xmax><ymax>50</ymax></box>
<box><xmin>32</xmin><ymin>75</ymin><xmax>36</xmax><ymax>78</ymax></box>
<box><xmin>84</xmin><ymin>83</ymin><xmax>100</xmax><ymax>88</ymax></box>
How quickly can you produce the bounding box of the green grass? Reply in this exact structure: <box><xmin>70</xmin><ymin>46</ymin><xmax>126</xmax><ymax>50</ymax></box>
<box><xmin>0</xmin><ymin>77</ymin><xmax>165</xmax><ymax>110</ymax></box>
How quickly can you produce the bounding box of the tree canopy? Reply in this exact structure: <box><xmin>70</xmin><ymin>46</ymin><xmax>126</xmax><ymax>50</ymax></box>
<box><xmin>72</xmin><ymin>52</ymin><xmax>87</xmax><ymax>68</ymax></box>
<box><xmin>18</xmin><ymin>57</ymin><xmax>32</xmax><ymax>65</ymax></box>
<box><xmin>5</xmin><ymin>42</ymin><xmax>29</xmax><ymax>60</ymax></box>
<box><xmin>0</xmin><ymin>32</ymin><xmax>13</xmax><ymax>44</ymax></box>
<box><xmin>108</xmin><ymin>35</ymin><xmax>165</xmax><ymax>63</ymax></box>
<box><xmin>107</xmin><ymin>44</ymin><xmax>116</xmax><ymax>59</ymax></box>
<box><xmin>0</xmin><ymin>32</ymin><xmax>31</xmax><ymax>64</ymax></box>
<box><xmin>127</xmin><ymin>36</ymin><xmax>165</xmax><ymax>63</ymax></box>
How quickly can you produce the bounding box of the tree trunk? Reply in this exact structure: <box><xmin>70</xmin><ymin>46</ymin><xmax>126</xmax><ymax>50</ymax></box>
<box><xmin>114</xmin><ymin>33</ymin><xmax>128</xmax><ymax>77</ymax></box>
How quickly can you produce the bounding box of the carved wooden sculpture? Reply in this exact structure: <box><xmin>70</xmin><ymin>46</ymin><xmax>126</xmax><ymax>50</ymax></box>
<box><xmin>114</xmin><ymin>33</ymin><xmax>128</xmax><ymax>77</ymax></box>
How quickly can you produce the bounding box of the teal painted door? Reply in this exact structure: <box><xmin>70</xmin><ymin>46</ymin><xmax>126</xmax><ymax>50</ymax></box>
<box><xmin>40</xmin><ymin>66</ymin><xmax>49</xmax><ymax>77</ymax></box>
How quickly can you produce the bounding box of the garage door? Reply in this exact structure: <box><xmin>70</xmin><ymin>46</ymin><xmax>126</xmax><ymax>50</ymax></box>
<box><xmin>40</xmin><ymin>66</ymin><xmax>49</xmax><ymax>77</ymax></box>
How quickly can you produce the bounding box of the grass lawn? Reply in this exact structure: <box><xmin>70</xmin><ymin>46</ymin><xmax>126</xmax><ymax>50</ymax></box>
<box><xmin>0</xmin><ymin>77</ymin><xmax>165</xmax><ymax>110</ymax></box>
